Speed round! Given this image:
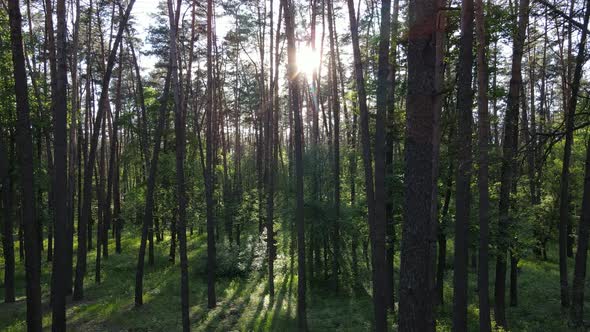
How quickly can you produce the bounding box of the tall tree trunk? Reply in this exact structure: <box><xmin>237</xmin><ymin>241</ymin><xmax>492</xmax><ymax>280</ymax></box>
<box><xmin>167</xmin><ymin>0</ymin><xmax>190</xmax><ymax>329</ymax></box>
<box><xmin>399</xmin><ymin>0</ymin><xmax>443</xmax><ymax>330</ymax></box>
<box><xmin>205</xmin><ymin>0</ymin><xmax>217</xmax><ymax>310</ymax></box>
<box><xmin>327</xmin><ymin>0</ymin><xmax>343</xmax><ymax>290</ymax></box>
<box><xmin>557</xmin><ymin>0</ymin><xmax>586</xmax><ymax>307</ymax></box>
<box><xmin>1</xmin><ymin>133</ymin><xmax>15</xmax><ymax>303</ymax></box>
<box><xmin>8</xmin><ymin>0</ymin><xmax>42</xmax><ymax>328</ymax></box>
<box><xmin>135</xmin><ymin>67</ymin><xmax>171</xmax><ymax>307</ymax></box>
<box><xmin>96</xmin><ymin>115</ymin><xmax>106</xmax><ymax>284</ymax></box>
<box><xmin>105</xmin><ymin>41</ymin><xmax>121</xmax><ymax>259</ymax></box>
<box><xmin>43</xmin><ymin>0</ymin><xmax>57</xmax><ymax>262</ymax></box>
<box><xmin>385</xmin><ymin>0</ymin><xmax>400</xmax><ymax>311</ymax></box>
<box><xmin>51</xmin><ymin>0</ymin><xmax>68</xmax><ymax>327</ymax></box>
<box><xmin>346</xmin><ymin>0</ymin><xmax>387</xmax><ymax>329</ymax></box>
<box><xmin>266</xmin><ymin>0</ymin><xmax>281</xmax><ymax>298</ymax></box>
<box><xmin>73</xmin><ymin>0</ymin><xmax>135</xmax><ymax>300</ymax></box>
<box><xmin>67</xmin><ymin>0</ymin><xmax>82</xmax><ymax>293</ymax></box>
<box><xmin>568</xmin><ymin>0</ymin><xmax>590</xmax><ymax>323</ymax></box>
<box><xmin>82</xmin><ymin>11</ymin><xmax>92</xmax><ymax>256</ymax></box>
<box><xmin>437</xmin><ymin>159</ymin><xmax>453</xmax><ymax>306</ymax></box>
<box><xmin>572</xmin><ymin>140</ymin><xmax>590</xmax><ymax>324</ymax></box>
<box><xmin>283</xmin><ymin>0</ymin><xmax>306</xmax><ymax>328</ymax></box>
<box><xmin>130</xmin><ymin>37</ymin><xmax>155</xmax><ymax>264</ymax></box>
<box><xmin>453</xmin><ymin>0</ymin><xmax>474</xmax><ymax>329</ymax></box>
<box><xmin>475</xmin><ymin>0</ymin><xmax>491</xmax><ymax>328</ymax></box>
<box><xmin>495</xmin><ymin>0</ymin><xmax>529</xmax><ymax>326</ymax></box>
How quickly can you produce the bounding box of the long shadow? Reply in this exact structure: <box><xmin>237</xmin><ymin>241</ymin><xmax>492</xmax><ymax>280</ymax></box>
<box><xmin>268</xmin><ymin>267</ymin><xmax>294</xmax><ymax>331</ymax></box>
<box><xmin>285</xmin><ymin>258</ymin><xmax>295</xmax><ymax>322</ymax></box>
<box><xmin>245</xmin><ymin>282</ymin><xmax>270</xmax><ymax>331</ymax></box>
<box><xmin>67</xmin><ymin>233</ymin><xmax>208</xmax><ymax>330</ymax></box>
<box><xmin>199</xmin><ymin>271</ymin><xmax>264</xmax><ymax>331</ymax></box>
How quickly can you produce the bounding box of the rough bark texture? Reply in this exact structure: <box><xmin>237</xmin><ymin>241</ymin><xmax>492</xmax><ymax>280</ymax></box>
<box><xmin>568</xmin><ymin>0</ymin><xmax>590</xmax><ymax>323</ymax></box>
<box><xmin>557</xmin><ymin>0</ymin><xmax>587</xmax><ymax>309</ymax></box>
<box><xmin>453</xmin><ymin>0</ymin><xmax>474</xmax><ymax>329</ymax></box>
<box><xmin>399</xmin><ymin>0</ymin><xmax>442</xmax><ymax>330</ymax></box>
<box><xmin>51</xmin><ymin>0</ymin><xmax>68</xmax><ymax>328</ymax></box>
<box><xmin>67</xmin><ymin>0</ymin><xmax>82</xmax><ymax>294</ymax></box>
<box><xmin>345</xmin><ymin>0</ymin><xmax>387</xmax><ymax>329</ymax></box>
<box><xmin>167</xmin><ymin>0</ymin><xmax>190</xmax><ymax>329</ymax></box>
<box><xmin>283</xmin><ymin>0</ymin><xmax>306</xmax><ymax>328</ymax></box>
<box><xmin>475</xmin><ymin>0</ymin><xmax>492</xmax><ymax>328</ymax></box>
<box><xmin>205</xmin><ymin>0</ymin><xmax>217</xmax><ymax>310</ymax></box>
<box><xmin>374</xmin><ymin>0</ymin><xmax>391</xmax><ymax>327</ymax></box>
<box><xmin>572</xmin><ymin>139</ymin><xmax>590</xmax><ymax>324</ymax></box>
<box><xmin>495</xmin><ymin>0</ymin><xmax>529</xmax><ymax>326</ymax></box>
<box><xmin>385</xmin><ymin>0</ymin><xmax>400</xmax><ymax>311</ymax></box>
<box><xmin>327</xmin><ymin>0</ymin><xmax>342</xmax><ymax>290</ymax></box>
<box><xmin>8</xmin><ymin>0</ymin><xmax>42</xmax><ymax>328</ymax></box>
<box><xmin>1</xmin><ymin>134</ymin><xmax>15</xmax><ymax>303</ymax></box>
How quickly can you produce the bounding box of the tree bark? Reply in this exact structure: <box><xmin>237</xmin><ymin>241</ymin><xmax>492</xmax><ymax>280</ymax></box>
<box><xmin>135</xmin><ymin>67</ymin><xmax>171</xmax><ymax>307</ymax></box>
<box><xmin>67</xmin><ymin>0</ymin><xmax>82</xmax><ymax>293</ymax></box>
<box><xmin>453</xmin><ymin>0</ymin><xmax>474</xmax><ymax>329</ymax></box>
<box><xmin>399</xmin><ymin>0</ymin><xmax>443</xmax><ymax>330</ymax></box>
<box><xmin>327</xmin><ymin>0</ymin><xmax>343</xmax><ymax>290</ymax></box>
<box><xmin>167</xmin><ymin>0</ymin><xmax>190</xmax><ymax>329</ymax></box>
<box><xmin>8</xmin><ymin>0</ymin><xmax>42</xmax><ymax>328</ymax></box>
<box><xmin>345</xmin><ymin>0</ymin><xmax>387</xmax><ymax>329</ymax></box>
<box><xmin>475</xmin><ymin>0</ymin><xmax>491</xmax><ymax>328</ymax></box>
<box><xmin>1</xmin><ymin>133</ymin><xmax>15</xmax><ymax>303</ymax></box>
<box><xmin>51</xmin><ymin>0</ymin><xmax>68</xmax><ymax>327</ymax></box>
<box><xmin>568</xmin><ymin>0</ymin><xmax>590</xmax><ymax>323</ymax></box>
<box><xmin>495</xmin><ymin>0</ymin><xmax>529</xmax><ymax>326</ymax></box>
<box><xmin>283</xmin><ymin>0</ymin><xmax>306</xmax><ymax>328</ymax></box>
<box><xmin>205</xmin><ymin>0</ymin><xmax>217</xmax><ymax>310</ymax></box>
<box><xmin>73</xmin><ymin>0</ymin><xmax>135</xmax><ymax>300</ymax></box>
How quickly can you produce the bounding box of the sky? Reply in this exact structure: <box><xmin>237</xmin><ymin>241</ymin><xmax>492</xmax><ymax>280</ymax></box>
<box><xmin>131</xmin><ymin>0</ymin><xmax>234</xmax><ymax>75</ymax></box>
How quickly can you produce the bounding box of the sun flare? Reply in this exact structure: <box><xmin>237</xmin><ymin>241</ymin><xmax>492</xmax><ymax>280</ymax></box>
<box><xmin>296</xmin><ymin>45</ymin><xmax>320</xmax><ymax>77</ymax></box>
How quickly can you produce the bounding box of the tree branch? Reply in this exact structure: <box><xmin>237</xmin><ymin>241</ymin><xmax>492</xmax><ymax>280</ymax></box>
<box><xmin>535</xmin><ymin>0</ymin><xmax>590</xmax><ymax>34</ymax></box>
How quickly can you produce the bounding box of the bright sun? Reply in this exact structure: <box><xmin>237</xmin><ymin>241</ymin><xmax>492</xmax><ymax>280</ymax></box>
<box><xmin>296</xmin><ymin>45</ymin><xmax>320</xmax><ymax>77</ymax></box>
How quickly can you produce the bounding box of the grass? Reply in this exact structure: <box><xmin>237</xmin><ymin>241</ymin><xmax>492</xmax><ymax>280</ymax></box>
<box><xmin>0</xmin><ymin>229</ymin><xmax>375</xmax><ymax>331</ymax></box>
<box><xmin>1</xmin><ymin>230</ymin><xmax>590</xmax><ymax>331</ymax></box>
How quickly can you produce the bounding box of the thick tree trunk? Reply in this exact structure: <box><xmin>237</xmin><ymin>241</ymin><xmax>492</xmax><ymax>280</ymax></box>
<box><xmin>572</xmin><ymin>140</ymin><xmax>590</xmax><ymax>324</ymax></box>
<box><xmin>568</xmin><ymin>0</ymin><xmax>590</xmax><ymax>323</ymax></box>
<box><xmin>385</xmin><ymin>0</ymin><xmax>400</xmax><ymax>311</ymax></box>
<box><xmin>1</xmin><ymin>134</ymin><xmax>15</xmax><ymax>303</ymax></box>
<box><xmin>283</xmin><ymin>0</ymin><xmax>306</xmax><ymax>328</ymax></box>
<box><xmin>495</xmin><ymin>0</ymin><xmax>529</xmax><ymax>326</ymax></box>
<box><xmin>51</xmin><ymin>0</ymin><xmax>68</xmax><ymax>327</ymax></box>
<box><xmin>557</xmin><ymin>0</ymin><xmax>586</xmax><ymax>306</ymax></box>
<box><xmin>475</xmin><ymin>0</ymin><xmax>492</xmax><ymax>328</ymax></box>
<box><xmin>8</xmin><ymin>0</ymin><xmax>42</xmax><ymax>328</ymax></box>
<box><xmin>452</xmin><ymin>0</ymin><xmax>474</xmax><ymax>329</ymax></box>
<box><xmin>167</xmin><ymin>0</ymin><xmax>190</xmax><ymax>329</ymax></box>
<box><xmin>399</xmin><ymin>0</ymin><xmax>443</xmax><ymax>330</ymax></box>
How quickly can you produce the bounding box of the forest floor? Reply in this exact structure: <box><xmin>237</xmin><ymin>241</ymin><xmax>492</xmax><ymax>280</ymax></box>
<box><xmin>1</xmin><ymin>230</ymin><xmax>590</xmax><ymax>331</ymax></box>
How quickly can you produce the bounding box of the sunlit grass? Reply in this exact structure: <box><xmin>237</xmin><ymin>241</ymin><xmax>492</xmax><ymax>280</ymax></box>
<box><xmin>3</xmin><ymin>224</ymin><xmax>590</xmax><ymax>331</ymax></box>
